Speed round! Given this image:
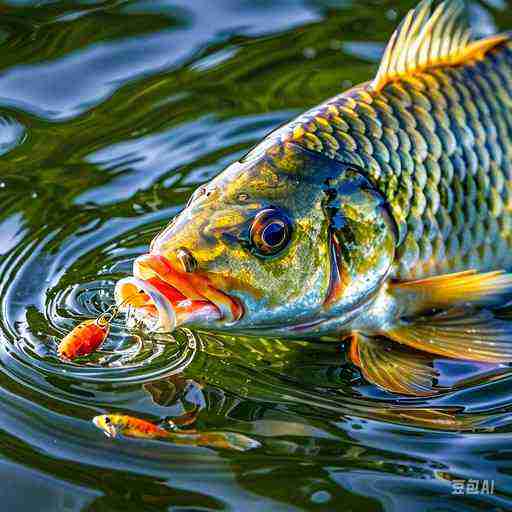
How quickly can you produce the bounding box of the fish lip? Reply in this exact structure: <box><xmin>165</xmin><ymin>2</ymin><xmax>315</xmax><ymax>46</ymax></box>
<box><xmin>115</xmin><ymin>253</ymin><xmax>242</xmax><ymax>331</ymax></box>
<box><xmin>115</xmin><ymin>276</ymin><xmax>177</xmax><ymax>332</ymax></box>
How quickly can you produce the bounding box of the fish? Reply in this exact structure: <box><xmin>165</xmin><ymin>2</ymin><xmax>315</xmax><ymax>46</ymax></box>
<box><xmin>115</xmin><ymin>0</ymin><xmax>512</xmax><ymax>396</ymax></box>
<box><xmin>93</xmin><ymin>414</ymin><xmax>169</xmax><ymax>439</ymax></box>
<box><xmin>92</xmin><ymin>414</ymin><xmax>261</xmax><ymax>451</ymax></box>
<box><xmin>58</xmin><ymin>318</ymin><xmax>110</xmax><ymax>360</ymax></box>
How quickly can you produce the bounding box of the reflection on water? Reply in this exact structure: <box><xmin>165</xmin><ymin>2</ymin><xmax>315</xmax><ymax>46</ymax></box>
<box><xmin>1</xmin><ymin>0</ymin><xmax>512</xmax><ymax>510</ymax></box>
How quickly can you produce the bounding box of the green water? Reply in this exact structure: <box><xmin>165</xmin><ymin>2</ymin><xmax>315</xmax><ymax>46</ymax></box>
<box><xmin>1</xmin><ymin>0</ymin><xmax>512</xmax><ymax>510</ymax></box>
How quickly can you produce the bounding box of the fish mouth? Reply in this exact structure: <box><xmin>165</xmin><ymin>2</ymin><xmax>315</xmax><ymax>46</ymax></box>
<box><xmin>114</xmin><ymin>254</ymin><xmax>243</xmax><ymax>333</ymax></box>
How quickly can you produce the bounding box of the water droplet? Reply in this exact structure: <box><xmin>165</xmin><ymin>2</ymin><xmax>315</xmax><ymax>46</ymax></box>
<box><xmin>311</xmin><ymin>490</ymin><xmax>331</xmax><ymax>504</ymax></box>
<box><xmin>303</xmin><ymin>47</ymin><xmax>316</xmax><ymax>59</ymax></box>
<box><xmin>386</xmin><ymin>8</ymin><xmax>398</xmax><ymax>20</ymax></box>
<box><xmin>0</xmin><ymin>182</ymin><xmax>5</xmax><ymax>188</ymax></box>
<box><xmin>330</xmin><ymin>39</ymin><xmax>342</xmax><ymax>50</ymax></box>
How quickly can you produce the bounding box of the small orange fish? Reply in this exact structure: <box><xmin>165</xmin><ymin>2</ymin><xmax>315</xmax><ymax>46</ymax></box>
<box><xmin>58</xmin><ymin>317</ymin><xmax>109</xmax><ymax>360</ymax></box>
<box><xmin>93</xmin><ymin>414</ymin><xmax>170</xmax><ymax>439</ymax></box>
<box><xmin>93</xmin><ymin>413</ymin><xmax>261</xmax><ymax>451</ymax></box>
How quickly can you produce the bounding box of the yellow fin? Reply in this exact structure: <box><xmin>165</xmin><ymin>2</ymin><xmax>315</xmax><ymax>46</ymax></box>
<box><xmin>372</xmin><ymin>0</ymin><xmax>510</xmax><ymax>91</ymax></box>
<box><xmin>391</xmin><ymin>269</ymin><xmax>512</xmax><ymax>311</ymax></box>
<box><xmin>349</xmin><ymin>333</ymin><xmax>440</xmax><ymax>396</ymax></box>
<box><xmin>387</xmin><ymin>308</ymin><xmax>512</xmax><ymax>363</ymax></box>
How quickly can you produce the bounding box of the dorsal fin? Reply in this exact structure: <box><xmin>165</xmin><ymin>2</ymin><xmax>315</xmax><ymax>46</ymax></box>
<box><xmin>372</xmin><ymin>0</ymin><xmax>510</xmax><ymax>92</ymax></box>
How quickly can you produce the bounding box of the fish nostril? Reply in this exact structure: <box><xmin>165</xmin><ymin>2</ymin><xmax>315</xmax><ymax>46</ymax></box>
<box><xmin>176</xmin><ymin>247</ymin><xmax>198</xmax><ymax>273</ymax></box>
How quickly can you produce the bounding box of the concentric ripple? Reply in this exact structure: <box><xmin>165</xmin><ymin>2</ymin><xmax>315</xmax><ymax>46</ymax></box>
<box><xmin>0</xmin><ymin>217</ymin><xmax>205</xmax><ymax>387</ymax></box>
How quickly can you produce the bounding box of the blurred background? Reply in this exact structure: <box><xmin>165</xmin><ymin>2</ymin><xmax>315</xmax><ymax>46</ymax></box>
<box><xmin>0</xmin><ymin>1</ymin><xmax>512</xmax><ymax>510</ymax></box>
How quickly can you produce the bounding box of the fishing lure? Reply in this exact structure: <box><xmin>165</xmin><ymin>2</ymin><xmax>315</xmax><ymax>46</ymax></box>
<box><xmin>58</xmin><ymin>311</ymin><xmax>114</xmax><ymax>360</ymax></box>
<box><xmin>58</xmin><ymin>295</ymin><xmax>138</xmax><ymax>360</ymax></box>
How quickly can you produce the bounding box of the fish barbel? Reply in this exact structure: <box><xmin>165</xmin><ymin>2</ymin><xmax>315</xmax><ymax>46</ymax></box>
<box><xmin>115</xmin><ymin>0</ymin><xmax>512</xmax><ymax>395</ymax></box>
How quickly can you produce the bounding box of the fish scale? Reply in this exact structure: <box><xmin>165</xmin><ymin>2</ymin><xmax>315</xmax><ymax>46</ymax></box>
<box><xmin>270</xmin><ymin>41</ymin><xmax>512</xmax><ymax>280</ymax></box>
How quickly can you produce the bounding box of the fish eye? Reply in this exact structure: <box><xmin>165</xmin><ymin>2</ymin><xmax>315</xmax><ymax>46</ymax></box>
<box><xmin>249</xmin><ymin>208</ymin><xmax>292</xmax><ymax>257</ymax></box>
<box><xmin>104</xmin><ymin>416</ymin><xmax>111</xmax><ymax>425</ymax></box>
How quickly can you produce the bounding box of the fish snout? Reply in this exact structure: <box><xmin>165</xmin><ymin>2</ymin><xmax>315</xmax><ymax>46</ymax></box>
<box><xmin>114</xmin><ymin>252</ymin><xmax>242</xmax><ymax>331</ymax></box>
<box><xmin>93</xmin><ymin>415</ymin><xmax>118</xmax><ymax>438</ymax></box>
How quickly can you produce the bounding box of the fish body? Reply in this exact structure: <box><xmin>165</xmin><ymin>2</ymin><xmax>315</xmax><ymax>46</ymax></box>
<box><xmin>276</xmin><ymin>40</ymin><xmax>512</xmax><ymax>281</ymax></box>
<box><xmin>116</xmin><ymin>0</ymin><xmax>512</xmax><ymax>395</ymax></box>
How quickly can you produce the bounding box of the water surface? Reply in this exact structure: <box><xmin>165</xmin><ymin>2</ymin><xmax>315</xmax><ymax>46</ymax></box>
<box><xmin>1</xmin><ymin>1</ymin><xmax>512</xmax><ymax>510</ymax></box>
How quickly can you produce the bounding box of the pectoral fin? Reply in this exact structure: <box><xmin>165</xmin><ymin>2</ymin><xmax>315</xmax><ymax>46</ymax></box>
<box><xmin>387</xmin><ymin>308</ymin><xmax>512</xmax><ymax>363</ymax></box>
<box><xmin>348</xmin><ymin>333</ymin><xmax>440</xmax><ymax>396</ymax></box>
<box><xmin>391</xmin><ymin>269</ymin><xmax>512</xmax><ymax>312</ymax></box>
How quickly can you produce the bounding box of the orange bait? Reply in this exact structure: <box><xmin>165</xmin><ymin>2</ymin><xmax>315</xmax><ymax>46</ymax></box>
<box><xmin>58</xmin><ymin>294</ymin><xmax>140</xmax><ymax>361</ymax></box>
<box><xmin>58</xmin><ymin>315</ymin><xmax>110</xmax><ymax>360</ymax></box>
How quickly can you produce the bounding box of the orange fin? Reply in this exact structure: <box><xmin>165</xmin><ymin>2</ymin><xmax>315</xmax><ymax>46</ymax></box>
<box><xmin>391</xmin><ymin>269</ymin><xmax>512</xmax><ymax>312</ymax></box>
<box><xmin>348</xmin><ymin>333</ymin><xmax>441</xmax><ymax>396</ymax></box>
<box><xmin>372</xmin><ymin>0</ymin><xmax>510</xmax><ymax>91</ymax></box>
<box><xmin>387</xmin><ymin>308</ymin><xmax>512</xmax><ymax>363</ymax></box>
<box><xmin>171</xmin><ymin>406</ymin><xmax>200</xmax><ymax>428</ymax></box>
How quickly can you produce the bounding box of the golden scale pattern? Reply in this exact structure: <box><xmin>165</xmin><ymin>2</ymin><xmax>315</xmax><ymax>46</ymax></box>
<box><xmin>279</xmin><ymin>42</ymin><xmax>512</xmax><ymax>279</ymax></box>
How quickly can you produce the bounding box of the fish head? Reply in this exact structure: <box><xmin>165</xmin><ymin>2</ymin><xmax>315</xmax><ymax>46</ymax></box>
<box><xmin>115</xmin><ymin>142</ymin><xmax>397</xmax><ymax>336</ymax></box>
<box><xmin>93</xmin><ymin>415</ymin><xmax>118</xmax><ymax>438</ymax></box>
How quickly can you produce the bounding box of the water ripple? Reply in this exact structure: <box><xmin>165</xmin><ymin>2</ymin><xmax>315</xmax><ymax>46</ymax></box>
<box><xmin>1</xmin><ymin>1</ymin><xmax>512</xmax><ymax>510</ymax></box>
<box><xmin>0</xmin><ymin>114</ymin><xmax>26</xmax><ymax>155</ymax></box>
